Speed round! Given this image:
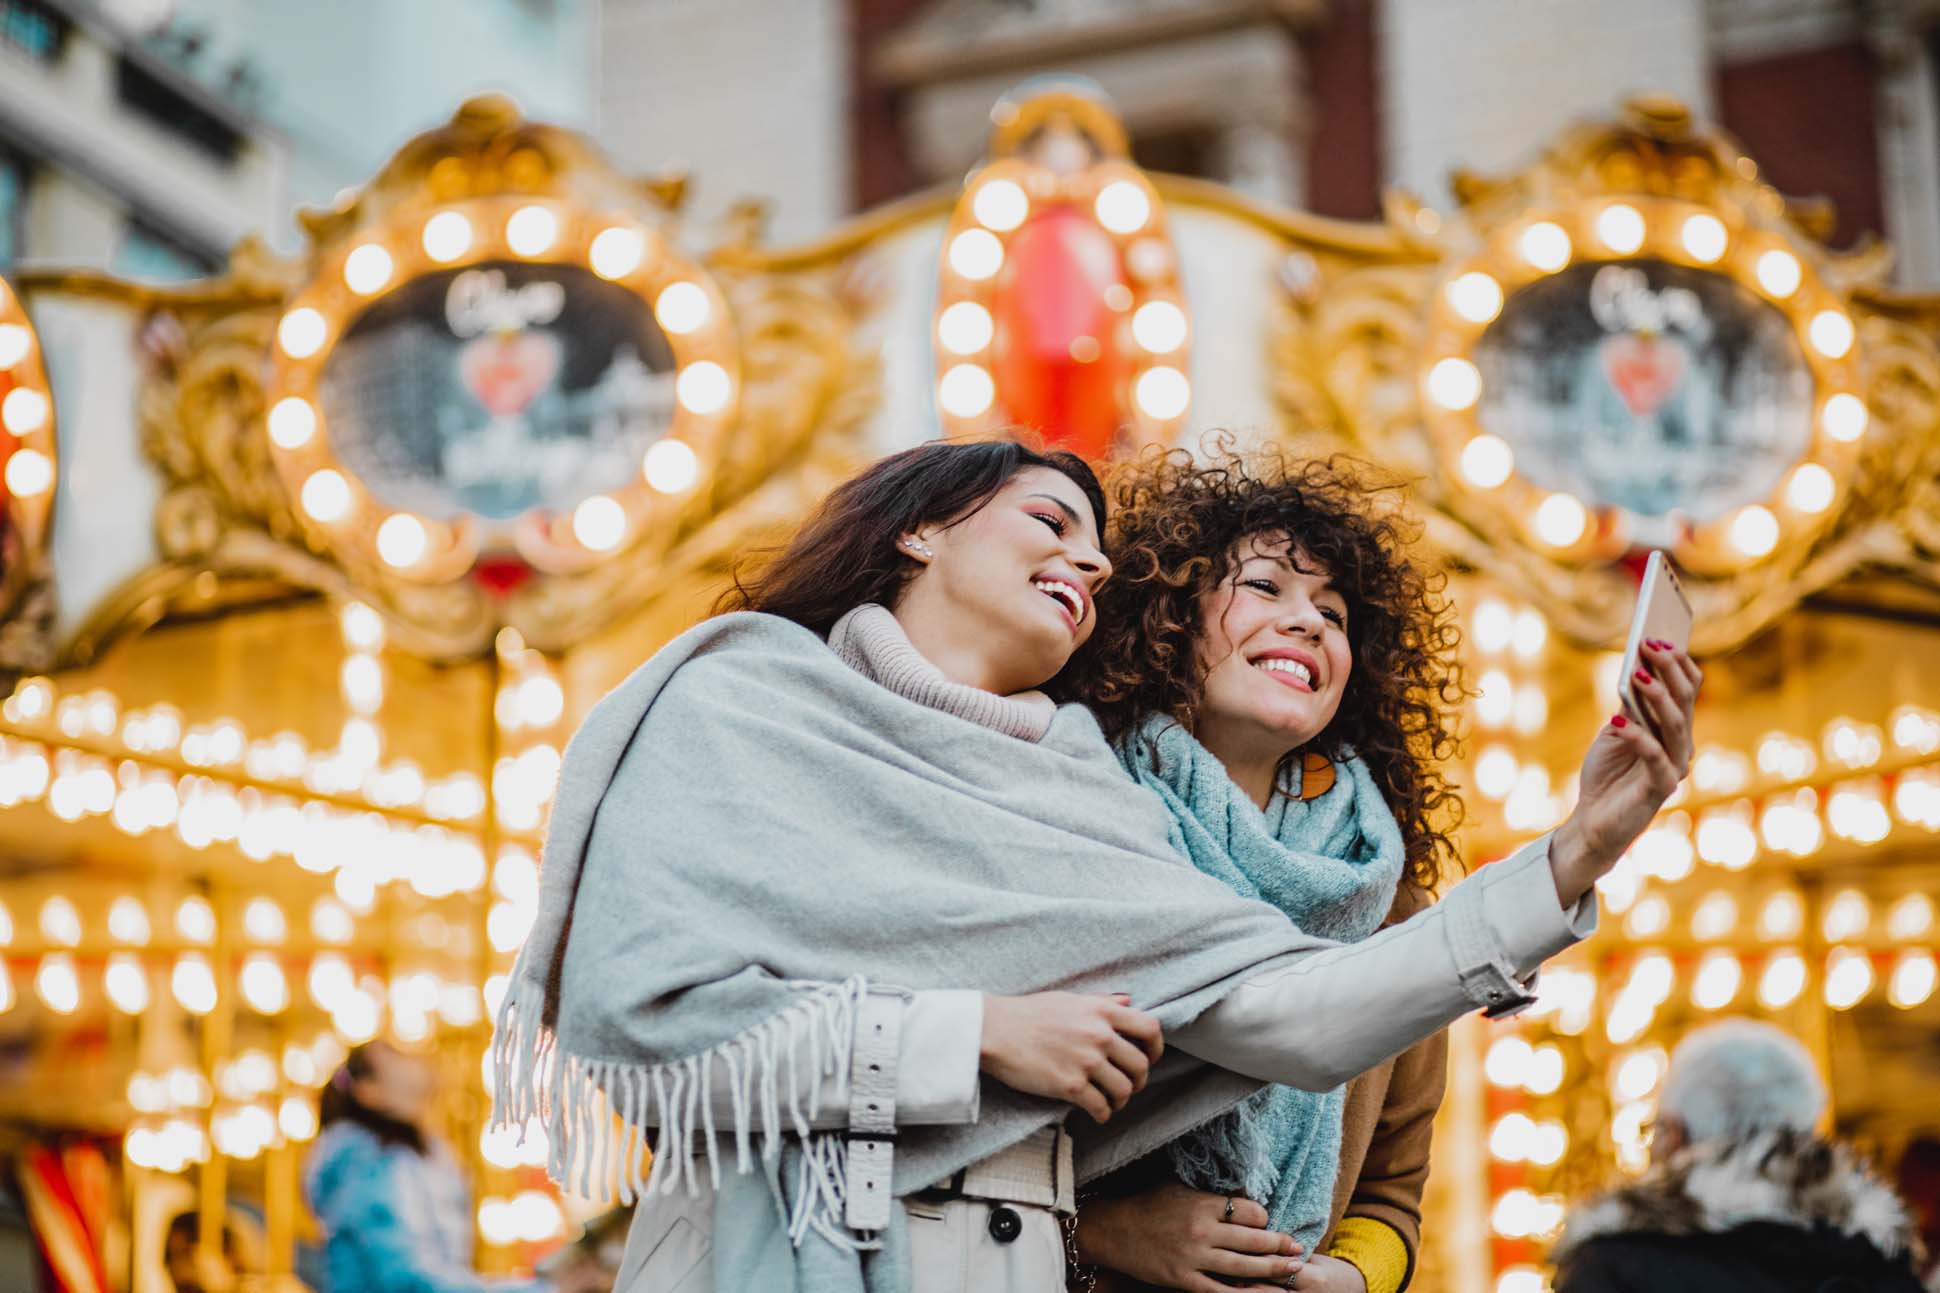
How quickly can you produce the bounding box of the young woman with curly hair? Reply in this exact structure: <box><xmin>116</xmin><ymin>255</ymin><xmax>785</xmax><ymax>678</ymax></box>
<box><xmin>1061</xmin><ymin>448</ymin><xmax>1701</xmax><ymax>1293</ymax></box>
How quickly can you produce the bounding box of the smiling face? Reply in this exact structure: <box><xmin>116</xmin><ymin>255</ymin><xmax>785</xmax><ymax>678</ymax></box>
<box><xmin>1192</xmin><ymin>532</ymin><xmax>1354</xmax><ymax>774</ymax></box>
<box><xmin>893</xmin><ymin>466</ymin><xmax>1111</xmax><ymax>695</ymax></box>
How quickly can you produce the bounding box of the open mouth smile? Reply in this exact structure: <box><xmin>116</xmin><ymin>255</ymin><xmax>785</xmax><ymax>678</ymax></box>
<box><xmin>1251</xmin><ymin>652</ymin><xmax>1317</xmax><ymax>692</ymax></box>
<box><xmin>1033</xmin><ymin>577</ymin><xmax>1087</xmax><ymax>627</ymax></box>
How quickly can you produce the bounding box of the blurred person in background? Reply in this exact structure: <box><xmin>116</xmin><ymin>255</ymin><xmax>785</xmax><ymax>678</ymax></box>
<box><xmin>305</xmin><ymin>1041</ymin><xmax>609</xmax><ymax>1293</ymax></box>
<box><xmin>161</xmin><ymin>1210</ymin><xmax>253</xmax><ymax>1292</ymax></box>
<box><xmin>1551</xmin><ymin>1019</ymin><xmax>1925</xmax><ymax>1292</ymax></box>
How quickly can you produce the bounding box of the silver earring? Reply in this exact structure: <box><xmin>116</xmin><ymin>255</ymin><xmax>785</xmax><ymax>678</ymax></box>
<box><xmin>904</xmin><ymin>540</ymin><xmax>933</xmax><ymax>559</ymax></box>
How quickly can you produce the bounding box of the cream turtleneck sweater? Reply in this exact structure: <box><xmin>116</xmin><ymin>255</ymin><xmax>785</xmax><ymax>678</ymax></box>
<box><xmin>827</xmin><ymin>603</ymin><xmax>1057</xmax><ymax>743</ymax></box>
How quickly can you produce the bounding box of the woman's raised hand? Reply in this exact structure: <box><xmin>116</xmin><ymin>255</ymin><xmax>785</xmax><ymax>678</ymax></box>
<box><xmin>1073</xmin><ymin>1182</ymin><xmax>1304</xmax><ymax>1293</ymax></box>
<box><xmin>978</xmin><ymin>992</ymin><xmax>1163</xmax><ymax>1124</ymax></box>
<box><xmin>1550</xmin><ymin>640</ymin><xmax>1702</xmax><ymax>906</ymax></box>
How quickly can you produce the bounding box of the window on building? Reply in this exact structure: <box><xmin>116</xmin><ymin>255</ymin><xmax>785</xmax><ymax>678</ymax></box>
<box><xmin>115</xmin><ymin>55</ymin><xmax>244</xmax><ymax>163</ymax></box>
<box><xmin>1130</xmin><ymin>124</ymin><xmax>1223</xmax><ymax>181</ymax></box>
<box><xmin>112</xmin><ymin>221</ymin><xmax>218</xmax><ymax>283</ymax></box>
<box><xmin>0</xmin><ymin>0</ymin><xmax>65</xmax><ymax>62</ymax></box>
<box><xmin>0</xmin><ymin>152</ymin><xmax>25</xmax><ymax>270</ymax></box>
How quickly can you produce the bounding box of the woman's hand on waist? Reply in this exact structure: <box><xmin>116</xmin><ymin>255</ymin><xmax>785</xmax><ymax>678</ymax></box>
<box><xmin>978</xmin><ymin>992</ymin><xmax>1162</xmax><ymax>1124</ymax></box>
<box><xmin>1551</xmin><ymin>640</ymin><xmax>1701</xmax><ymax>906</ymax></box>
<box><xmin>1073</xmin><ymin>1182</ymin><xmax>1304</xmax><ymax>1292</ymax></box>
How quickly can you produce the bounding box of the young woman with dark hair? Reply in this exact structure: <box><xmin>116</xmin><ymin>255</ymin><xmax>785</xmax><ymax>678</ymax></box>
<box><xmin>1061</xmin><ymin>448</ymin><xmax>1701</xmax><ymax>1293</ymax></box>
<box><xmin>306</xmin><ymin>1042</ymin><xmax>607</xmax><ymax>1293</ymax></box>
<box><xmin>493</xmin><ymin>438</ymin><xmax>1690</xmax><ymax>1293</ymax></box>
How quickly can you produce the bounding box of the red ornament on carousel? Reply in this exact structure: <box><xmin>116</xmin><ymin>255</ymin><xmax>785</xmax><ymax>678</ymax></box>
<box><xmin>933</xmin><ymin>79</ymin><xmax>1190</xmax><ymax>461</ymax></box>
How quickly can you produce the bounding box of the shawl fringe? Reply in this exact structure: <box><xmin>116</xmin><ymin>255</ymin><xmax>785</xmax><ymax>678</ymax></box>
<box><xmin>489</xmin><ymin>974</ymin><xmax>877</xmax><ymax>1249</ymax></box>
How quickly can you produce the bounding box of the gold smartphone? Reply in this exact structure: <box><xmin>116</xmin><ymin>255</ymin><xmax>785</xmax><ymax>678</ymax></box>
<box><xmin>1616</xmin><ymin>550</ymin><xmax>1694</xmax><ymax>736</ymax></box>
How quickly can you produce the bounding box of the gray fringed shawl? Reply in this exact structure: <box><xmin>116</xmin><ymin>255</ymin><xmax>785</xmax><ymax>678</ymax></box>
<box><xmin>491</xmin><ymin>610</ymin><xmax>1333</xmax><ymax>1291</ymax></box>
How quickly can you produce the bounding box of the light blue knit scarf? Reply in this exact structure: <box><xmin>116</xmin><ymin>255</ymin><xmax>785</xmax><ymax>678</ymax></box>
<box><xmin>1118</xmin><ymin>716</ymin><xmax>1406</xmax><ymax>1249</ymax></box>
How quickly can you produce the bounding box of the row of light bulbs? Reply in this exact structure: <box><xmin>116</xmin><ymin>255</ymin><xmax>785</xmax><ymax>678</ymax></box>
<box><xmin>1433</xmin><ymin>207</ymin><xmax>1859</xmax><ymax>562</ymax></box>
<box><xmin>938</xmin><ymin>172</ymin><xmax>1190</xmax><ymax>425</ymax></box>
<box><xmin>0</xmin><ymin>293</ymin><xmax>56</xmax><ymax>500</ymax></box>
<box><xmin>274</xmin><ymin>203</ymin><xmax>716</xmax><ymax>566</ymax></box>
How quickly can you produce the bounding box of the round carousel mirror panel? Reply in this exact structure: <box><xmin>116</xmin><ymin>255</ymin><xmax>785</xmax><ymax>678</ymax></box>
<box><xmin>1476</xmin><ymin>259</ymin><xmax>1812</xmax><ymax>526</ymax></box>
<box><xmin>320</xmin><ymin>261</ymin><xmax>677</xmax><ymax>524</ymax></box>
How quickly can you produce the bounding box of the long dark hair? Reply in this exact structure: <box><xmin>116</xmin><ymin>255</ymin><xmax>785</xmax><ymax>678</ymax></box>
<box><xmin>319</xmin><ymin>1042</ymin><xmax>426</xmax><ymax>1154</ymax></box>
<box><xmin>1064</xmin><ymin>446</ymin><xmax>1466</xmax><ymax>892</ymax></box>
<box><xmin>719</xmin><ymin>439</ymin><xmax>1108</xmax><ymax>634</ymax></box>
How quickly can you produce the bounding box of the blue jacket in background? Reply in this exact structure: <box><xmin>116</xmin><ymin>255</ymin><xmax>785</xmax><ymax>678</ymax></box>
<box><xmin>304</xmin><ymin>1121</ymin><xmax>550</xmax><ymax>1293</ymax></box>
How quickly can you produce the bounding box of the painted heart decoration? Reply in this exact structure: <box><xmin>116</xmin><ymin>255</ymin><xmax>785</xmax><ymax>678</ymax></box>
<box><xmin>1599</xmin><ymin>331</ymin><xmax>1690</xmax><ymax>419</ymax></box>
<box><xmin>459</xmin><ymin>330</ymin><xmax>563</xmax><ymax>418</ymax></box>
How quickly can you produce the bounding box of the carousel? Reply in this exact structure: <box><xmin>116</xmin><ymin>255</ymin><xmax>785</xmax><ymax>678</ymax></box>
<box><xmin>0</xmin><ymin>84</ymin><xmax>1935</xmax><ymax>1293</ymax></box>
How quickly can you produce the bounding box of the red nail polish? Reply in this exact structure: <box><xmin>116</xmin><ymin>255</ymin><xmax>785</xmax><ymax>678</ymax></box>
<box><xmin>1611</xmin><ymin>714</ymin><xmax>1628</xmax><ymax>728</ymax></box>
<box><xmin>1634</xmin><ymin>669</ymin><xmax>1653</xmax><ymax>685</ymax></box>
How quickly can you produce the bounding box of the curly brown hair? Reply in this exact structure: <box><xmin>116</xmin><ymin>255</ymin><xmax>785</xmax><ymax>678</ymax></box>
<box><xmin>1060</xmin><ymin>446</ymin><xmax>1466</xmax><ymax>891</ymax></box>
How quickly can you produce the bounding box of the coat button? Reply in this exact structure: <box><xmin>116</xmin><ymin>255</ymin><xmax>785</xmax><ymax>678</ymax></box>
<box><xmin>987</xmin><ymin>1205</ymin><xmax>1022</xmax><ymax>1244</ymax></box>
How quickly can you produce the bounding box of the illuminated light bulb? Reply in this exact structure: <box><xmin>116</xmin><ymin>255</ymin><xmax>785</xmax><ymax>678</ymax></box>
<box><xmin>1692</xmin><ymin>952</ymin><xmax>1743</xmax><ymax>1010</ymax></box>
<box><xmin>1131</xmin><ymin>301</ymin><xmax>1189</xmax><ymax>354</ymax></box>
<box><xmin>1612</xmin><ymin>1047</ymin><xmax>1668</xmax><ymax>1103</ymax></box>
<box><xmin>1511</xmin><ymin>609</ymin><xmax>1548</xmax><ymax>658</ymax></box>
<box><xmin>1681</xmin><ymin>213</ymin><xmax>1728</xmax><ymax>263</ymax></box>
<box><xmin>1472</xmin><ymin>599</ymin><xmax>1513</xmax><ymax>654</ymax></box>
<box><xmin>0</xmin><ymin>322</ymin><xmax>30</xmax><ymax>368</ymax></box>
<box><xmin>675</xmin><ymin>361</ymin><xmax>732</xmax><ymax>415</ymax></box>
<box><xmin>1824</xmin><ymin>719</ymin><xmax>1884</xmax><ymax>769</ymax></box>
<box><xmin>1460</xmin><ymin>434</ymin><xmax>1514</xmax><ymax>488</ymax></box>
<box><xmin>40</xmin><ymin>896</ymin><xmax>82</xmax><ymax>947</ymax></box>
<box><xmin>277</xmin><ymin>308</ymin><xmax>327</xmax><ymax>360</ymax></box>
<box><xmin>2</xmin><ymin>386</ymin><xmax>48</xmax><ymax>436</ymax></box>
<box><xmin>1625</xmin><ymin>896</ymin><xmax>1670</xmax><ymax>939</ymax></box>
<box><xmin>1824</xmin><ymin>948</ymin><xmax>1874</xmax><ymax>1010</ymax></box>
<box><xmin>937</xmin><ymin>302</ymin><xmax>995</xmax><ymax>356</ymax></box>
<box><xmin>376</xmin><ymin>514</ymin><xmax>428</xmax><ymax>568</ymax></box>
<box><xmin>1595</xmin><ymin>203</ymin><xmax>1645</xmax><ymax>254</ymax></box>
<box><xmin>1755</xmin><ymin>891</ymin><xmax>1806</xmax><ymax>942</ymax></box>
<box><xmin>1134</xmin><ymin>366</ymin><xmax>1191</xmax><ymax>420</ymax></box>
<box><xmin>341</xmin><ymin>654</ymin><xmax>383</xmax><ymax>714</ymax></box>
<box><xmin>104</xmin><ymin>954</ymin><xmax>150</xmax><ymax>1014</ymax></box>
<box><xmin>421</xmin><ymin>210</ymin><xmax>473</xmax><ymax>263</ymax></box>
<box><xmin>588</xmin><ymin>226</ymin><xmax>645</xmax><ymax>280</ymax></box>
<box><xmin>1691</xmin><ymin>892</ymin><xmax>1739</xmax><ymax>940</ymax></box>
<box><xmin>642</xmin><ymin>438</ymin><xmax>699</xmax><ymax>494</ymax></box>
<box><xmin>653</xmin><ymin>281</ymin><xmax>710</xmax><ymax>334</ymax></box>
<box><xmin>1695</xmin><ymin>805</ymin><xmax>1757</xmax><ymax>870</ymax></box>
<box><xmin>342</xmin><ymin>243</ymin><xmax>393</xmax><ymax>295</ymax></box>
<box><xmin>333</xmin><ymin>990</ymin><xmax>381</xmax><ymax>1044</ymax></box>
<box><xmin>505</xmin><ymin>205</ymin><xmax>558</xmax><ymax>257</ymax></box>
<box><xmin>1809</xmin><ymin>310</ymin><xmax>1855</xmax><ymax>359</ymax></box>
<box><xmin>1883</xmin><ymin>951</ymin><xmax>1937</xmax><ymax>1010</ymax></box>
<box><xmin>1474</xmin><ymin>669</ymin><xmax>1513</xmax><ymax>728</ymax></box>
<box><xmin>1489</xmin><ymin>1111</ymin><xmax>1537</xmax><ymax>1161</ymax></box>
<box><xmin>1446</xmin><ymin>271</ymin><xmax>1503</xmax><ymax>324</ymax></box>
<box><xmin>1604</xmin><ymin>989</ymin><xmax>1657</xmax><ymax>1044</ymax></box>
<box><xmin>1612</xmin><ymin>1098</ymin><xmax>1654</xmax><ymax>1172</ymax></box>
<box><xmin>1757</xmin><ymin>249</ymin><xmax>1802</xmax><ymax>298</ymax></box>
<box><xmin>1828</xmin><ymin>782</ymin><xmax>1892</xmax><ymax>843</ymax></box>
<box><xmin>1475</xmin><ymin>745</ymin><xmax>1518</xmax><ymax>800</ymax></box>
<box><xmin>341</xmin><ymin>602</ymin><xmax>383</xmax><ymax>652</ymax></box>
<box><xmin>240</xmin><ymin>954</ymin><xmax>289</xmax><ymax>1014</ymax></box>
<box><xmin>36</xmin><ymin>954</ymin><xmax>80</xmax><ymax>1014</ymax></box>
<box><xmin>107</xmin><ymin>896</ymin><xmax>150</xmax><ymax>945</ymax></box>
<box><xmin>1484</xmin><ymin>1035</ymin><xmax>1533</xmax><ymax>1086</ymax></box>
<box><xmin>242</xmin><ymin>899</ymin><xmax>285</xmax><ymax>944</ymax></box>
<box><xmin>267</xmin><ymin>397</ymin><xmax>317</xmax><ymax>450</ymax></box>
<box><xmin>1426</xmin><ymin>357</ymin><xmax>1482</xmax><ymax>411</ymax></box>
<box><xmin>1823</xmin><ymin>889</ymin><xmax>1871</xmax><ymax>942</ymax></box>
<box><xmin>934</xmin><ymin>363</ymin><xmax>998</xmax><ymax>422</ymax></box>
<box><xmin>1786</xmin><ymin>462</ymin><xmax>1835</xmax><ymax>514</ymax></box>
<box><xmin>1757</xmin><ymin>732</ymin><xmax>1817</xmax><ymax>782</ymax></box>
<box><xmin>1758</xmin><ymin>951</ymin><xmax>1807</xmax><ymax>1009</ymax></box>
<box><xmin>1729</xmin><ymin>505</ymin><xmax>1780</xmax><ymax>558</ymax></box>
<box><xmin>972</xmin><ymin>178</ymin><xmax>1029</xmax><ymax>232</ymax></box>
<box><xmin>307</xmin><ymin>954</ymin><xmax>354</xmax><ymax>1008</ymax></box>
<box><xmin>170</xmin><ymin>953</ymin><xmax>217</xmax><ymax>1014</ymax></box>
<box><xmin>279</xmin><ymin>1096</ymin><xmax>319</xmax><ymax>1142</ymax></box>
<box><xmin>1519</xmin><ymin>221</ymin><xmax>1572</xmax><ymax>272</ymax></box>
<box><xmin>1887</xmin><ymin>894</ymin><xmax>1934</xmax><ymax>941</ymax></box>
<box><xmin>1511</xmin><ymin>683</ymin><xmax>1548</xmax><ymax>736</ymax></box>
<box><xmin>518</xmin><ymin>675</ymin><xmax>565</xmax><ymax>728</ymax></box>
<box><xmin>1628</xmin><ymin>953</ymin><xmax>1675</xmax><ymax>1004</ymax></box>
<box><xmin>1496</xmin><ymin>1267</ymin><xmax>1549</xmax><ymax>1293</ymax></box>
<box><xmin>300</xmin><ymin>470</ymin><xmax>353</xmax><ymax>523</ymax></box>
<box><xmin>4</xmin><ymin>447</ymin><xmax>53</xmax><ymax>498</ymax></box>
<box><xmin>175</xmin><ymin>896</ymin><xmax>216</xmax><ymax>945</ymax></box>
<box><xmin>1094</xmin><ymin>180</ymin><xmax>1151</xmax><ymax>235</ymax></box>
<box><xmin>1820</xmin><ymin>393</ymin><xmax>1868</xmax><ymax>443</ymax></box>
<box><xmin>947</xmin><ymin>228</ymin><xmax>1005</xmax><ymax>281</ymax></box>
<box><xmin>1534</xmin><ymin>493</ymin><xmax>1587</xmax><ymax>547</ymax></box>
<box><xmin>1525</xmin><ymin>1043</ymin><xmax>1565</xmax><ymax>1095</ymax></box>
<box><xmin>571</xmin><ymin>494</ymin><xmax>627</xmax><ymax>551</ymax></box>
